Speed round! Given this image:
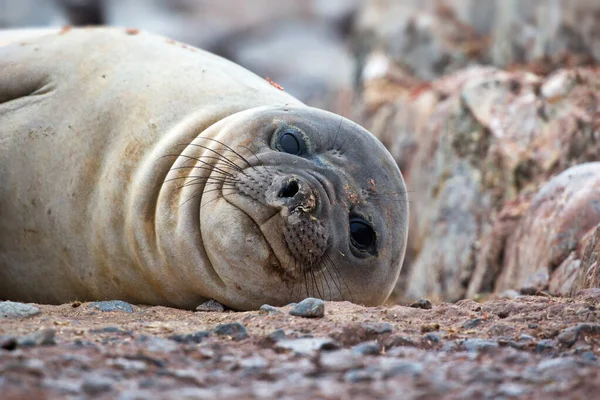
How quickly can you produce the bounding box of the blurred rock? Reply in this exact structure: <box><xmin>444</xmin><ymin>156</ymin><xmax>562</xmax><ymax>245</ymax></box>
<box><xmin>498</xmin><ymin>163</ymin><xmax>600</xmax><ymax>295</ymax></box>
<box><xmin>360</xmin><ymin>65</ymin><xmax>600</xmax><ymax>303</ymax></box>
<box><xmin>572</xmin><ymin>224</ymin><xmax>600</xmax><ymax>294</ymax></box>
<box><xmin>355</xmin><ymin>0</ymin><xmax>599</xmax><ymax>82</ymax></box>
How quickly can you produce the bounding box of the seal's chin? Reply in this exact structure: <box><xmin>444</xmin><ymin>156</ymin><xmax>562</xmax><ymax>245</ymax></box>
<box><xmin>221</xmin><ymin>191</ymin><xmax>304</xmax><ymax>280</ymax></box>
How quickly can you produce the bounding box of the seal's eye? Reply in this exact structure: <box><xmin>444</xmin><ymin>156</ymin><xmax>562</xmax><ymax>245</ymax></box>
<box><xmin>277</xmin><ymin>128</ymin><xmax>305</xmax><ymax>155</ymax></box>
<box><xmin>349</xmin><ymin>218</ymin><xmax>376</xmax><ymax>252</ymax></box>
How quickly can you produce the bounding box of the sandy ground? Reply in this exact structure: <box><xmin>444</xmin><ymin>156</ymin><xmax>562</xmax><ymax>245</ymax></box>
<box><xmin>1</xmin><ymin>292</ymin><xmax>600</xmax><ymax>399</ymax></box>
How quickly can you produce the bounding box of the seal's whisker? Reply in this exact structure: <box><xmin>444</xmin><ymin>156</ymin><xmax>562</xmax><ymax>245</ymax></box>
<box><xmin>191</xmin><ymin>137</ymin><xmax>254</xmax><ymax>168</ymax></box>
<box><xmin>162</xmin><ymin>153</ymin><xmax>237</xmax><ymax>178</ymax></box>
<box><xmin>178</xmin><ymin>186</ymin><xmax>235</xmax><ymax>212</ymax></box>
<box><xmin>326</xmin><ymin>254</ymin><xmax>354</xmax><ymax>303</ymax></box>
<box><xmin>331</xmin><ymin>114</ymin><xmax>345</xmax><ymax>151</ymax></box>
<box><xmin>239</xmin><ymin>145</ymin><xmax>262</xmax><ymax>168</ymax></box>
<box><xmin>163</xmin><ymin>175</ymin><xmax>238</xmax><ymax>188</ymax></box>
<box><xmin>322</xmin><ymin>256</ymin><xmax>344</xmax><ymax>300</ymax></box>
<box><xmin>309</xmin><ymin>264</ymin><xmax>323</xmax><ymax>300</ymax></box>
<box><xmin>199</xmin><ymin>190</ymin><xmax>236</xmax><ymax>210</ymax></box>
<box><xmin>320</xmin><ymin>261</ymin><xmax>334</xmax><ymax>300</ymax></box>
<box><xmin>175</xmin><ymin>141</ymin><xmax>247</xmax><ymax>171</ymax></box>
<box><xmin>179</xmin><ymin>154</ymin><xmax>244</xmax><ymax>173</ymax></box>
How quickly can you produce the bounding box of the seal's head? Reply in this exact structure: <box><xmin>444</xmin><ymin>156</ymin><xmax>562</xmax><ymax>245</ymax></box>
<box><xmin>174</xmin><ymin>105</ymin><xmax>408</xmax><ymax>310</ymax></box>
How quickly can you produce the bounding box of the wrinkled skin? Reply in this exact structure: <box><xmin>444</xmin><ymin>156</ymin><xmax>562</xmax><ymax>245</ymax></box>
<box><xmin>0</xmin><ymin>28</ymin><xmax>408</xmax><ymax>310</ymax></box>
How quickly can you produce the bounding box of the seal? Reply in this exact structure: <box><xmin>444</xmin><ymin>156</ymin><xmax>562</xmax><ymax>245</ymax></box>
<box><xmin>0</xmin><ymin>28</ymin><xmax>408</xmax><ymax>310</ymax></box>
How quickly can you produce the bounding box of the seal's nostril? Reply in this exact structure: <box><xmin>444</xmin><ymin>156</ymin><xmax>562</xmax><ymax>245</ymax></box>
<box><xmin>279</xmin><ymin>180</ymin><xmax>299</xmax><ymax>198</ymax></box>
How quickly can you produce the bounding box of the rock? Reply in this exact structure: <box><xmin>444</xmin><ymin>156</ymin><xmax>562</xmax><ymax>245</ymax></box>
<box><xmin>195</xmin><ymin>299</ymin><xmax>225</xmax><ymax>312</ymax></box>
<box><xmin>289</xmin><ymin>298</ymin><xmax>325</xmax><ymax>318</ymax></box>
<box><xmin>214</xmin><ymin>322</ymin><xmax>249</xmax><ymax>341</ymax></box>
<box><xmin>110</xmin><ymin>358</ymin><xmax>148</xmax><ymax>372</ymax></box>
<box><xmin>535</xmin><ymin>339</ymin><xmax>557</xmax><ymax>353</ymax></box>
<box><xmin>89</xmin><ymin>300</ymin><xmax>134</xmax><ymax>313</ymax></box>
<box><xmin>422</xmin><ymin>333</ymin><xmax>441</xmax><ymax>344</ymax></box>
<box><xmin>0</xmin><ymin>335</ymin><xmax>17</xmax><ymax>350</ymax></box>
<box><xmin>17</xmin><ymin>329</ymin><xmax>56</xmax><ymax>347</ymax></box>
<box><xmin>461</xmin><ymin>318</ymin><xmax>483</xmax><ymax>329</ymax></box>
<box><xmin>319</xmin><ymin>349</ymin><xmax>364</xmax><ymax>372</ymax></box>
<box><xmin>409</xmin><ymin>298</ymin><xmax>432</xmax><ymax>310</ymax></box>
<box><xmin>351</xmin><ymin>341</ymin><xmax>381</xmax><ymax>356</ymax></box>
<box><xmin>266</xmin><ymin>329</ymin><xmax>286</xmax><ymax>343</ymax></box>
<box><xmin>344</xmin><ymin>369</ymin><xmax>374</xmax><ymax>383</ymax></box>
<box><xmin>379</xmin><ymin>359</ymin><xmax>424</xmax><ymax>378</ymax></box>
<box><xmin>460</xmin><ymin>339</ymin><xmax>499</xmax><ymax>352</ymax></box>
<box><xmin>169</xmin><ymin>331</ymin><xmax>211</xmax><ymax>344</ymax></box>
<box><xmin>138</xmin><ymin>336</ymin><xmax>178</xmax><ymax>353</ymax></box>
<box><xmin>557</xmin><ymin>323</ymin><xmax>600</xmax><ymax>347</ymax></box>
<box><xmin>4</xmin><ymin>358</ymin><xmax>46</xmax><ymax>376</ymax></box>
<box><xmin>572</xmin><ymin>225</ymin><xmax>600</xmax><ymax>293</ymax></box>
<box><xmin>239</xmin><ymin>356</ymin><xmax>268</xmax><ymax>370</ymax></box>
<box><xmin>259</xmin><ymin>304</ymin><xmax>282</xmax><ymax>315</ymax></box>
<box><xmin>497</xmin><ymin>383</ymin><xmax>531</xmax><ymax>398</ymax></box>
<box><xmin>275</xmin><ymin>337</ymin><xmax>339</xmax><ymax>355</ymax></box>
<box><xmin>574</xmin><ymin>288</ymin><xmax>600</xmax><ymax>301</ymax></box>
<box><xmin>362</xmin><ymin>322</ymin><xmax>393</xmax><ymax>334</ymax></box>
<box><xmin>499</xmin><ymin>290</ymin><xmax>521</xmax><ymax>299</ymax></box>
<box><xmin>0</xmin><ymin>301</ymin><xmax>41</xmax><ymax>319</ymax></box>
<box><xmin>500</xmin><ymin>163</ymin><xmax>600</xmax><ymax>295</ymax></box>
<box><xmin>81</xmin><ymin>374</ymin><xmax>115</xmax><ymax>395</ymax></box>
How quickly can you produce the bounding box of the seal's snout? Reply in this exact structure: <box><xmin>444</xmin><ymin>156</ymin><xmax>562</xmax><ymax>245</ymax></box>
<box><xmin>269</xmin><ymin>176</ymin><xmax>317</xmax><ymax>215</ymax></box>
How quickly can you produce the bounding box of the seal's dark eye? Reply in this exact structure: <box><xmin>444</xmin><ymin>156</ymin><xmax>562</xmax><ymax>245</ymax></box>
<box><xmin>349</xmin><ymin>219</ymin><xmax>376</xmax><ymax>251</ymax></box>
<box><xmin>277</xmin><ymin>128</ymin><xmax>305</xmax><ymax>155</ymax></box>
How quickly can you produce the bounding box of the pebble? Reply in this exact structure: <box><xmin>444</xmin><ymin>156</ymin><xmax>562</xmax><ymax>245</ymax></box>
<box><xmin>266</xmin><ymin>329</ymin><xmax>286</xmax><ymax>342</ymax></box>
<box><xmin>111</xmin><ymin>358</ymin><xmax>148</xmax><ymax>372</ymax></box>
<box><xmin>461</xmin><ymin>318</ymin><xmax>483</xmax><ymax>329</ymax></box>
<box><xmin>289</xmin><ymin>298</ymin><xmax>325</xmax><ymax>318</ymax></box>
<box><xmin>240</xmin><ymin>356</ymin><xmax>269</xmax><ymax>369</ymax></box>
<box><xmin>557</xmin><ymin>323</ymin><xmax>600</xmax><ymax>347</ymax></box>
<box><xmin>275</xmin><ymin>337</ymin><xmax>339</xmax><ymax>355</ymax></box>
<box><xmin>498</xmin><ymin>289</ymin><xmax>521</xmax><ymax>299</ymax></box>
<box><xmin>89</xmin><ymin>300</ymin><xmax>134</xmax><ymax>313</ymax></box>
<box><xmin>581</xmin><ymin>351</ymin><xmax>598</xmax><ymax>363</ymax></box>
<box><xmin>5</xmin><ymin>358</ymin><xmax>46</xmax><ymax>376</ymax></box>
<box><xmin>195</xmin><ymin>299</ymin><xmax>225</xmax><ymax>312</ymax></box>
<box><xmin>422</xmin><ymin>332</ymin><xmax>441</xmax><ymax>344</ymax></box>
<box><xmin>138</xmin><ymin>336</ymin><xmax>178</xmax><ymax>353</ymax></box>
<box><xmin>518</xmin><ymin>334</ymin><xmax>535</xmax><ymax>342</ymax></box>
<box><xmin>497</xmin><ymin>382</ymin><xmax>531</xmax><ymax>397</ymax></box>
<box><xmin>18</xmin><ymin>329</ymin><xmax>56</xmax><ymax>347</ymax></box>
<box><xmin>319</xmin><ymin>349</ymin><xmax>363</xmax><ymax>372</ymax></box>
<box><xmin>344</xmin><ymin>369</ymin><xmax>374</xmax><ymax>383</ymax></box>
<box><xmin>409</xmin><ymin>298</ymin><xmax>432</xmax><ymax>310</ymax></box>
<box><xmin>362</xmin><ymin>322</ymin><xmax>393</xmax><ymax>334</ymax></box>
<box><xmin>351</xmin><ymin>341</ymin><xmax>381</xmax><ymax>356</ymax></box>
<box><xmin>81</xmin><ymin>374</ymin><xmax>115</xmax><ymax>395</ymax></box>
<box><xmin>385</xmin><ymin>335</ymin><xmax>419</xmax><ymax>348</ymax></box>
<box><xmin>460</xmin><ymin>339</ymin><xmax>499</xmax><ymax>352</ymax></box>
<box><xmin>0</xmin><ymin>335</ymin><xmax>18</xmax><ymax>350</ymax></box>
<box><xmin>259</xmin><ymin>304</ymin><xmax>283</xmax><ymax>315</ymax></box>
<box><xmin>214</xmin><ymin>322</ymin><xmax>249</xmax><ymax>340</ymax></box>
<box><xmin>169</xmin><ymin>330</ymin><xmax>211</xmax><ymax>344</ymax></box>
<box><xmin>0</xmin><ymin>301</ymin><xmax>41</xmax><ymax>319</ymax></box>
<box><xmin>379</xmin><ymin>359</ymin><xmax>424</xmax><ymax>378</ymax></box>
<box><xmin>535</xmin><ymin>339</ymin><xmax>557</xmax><ymax>353</ymax></box>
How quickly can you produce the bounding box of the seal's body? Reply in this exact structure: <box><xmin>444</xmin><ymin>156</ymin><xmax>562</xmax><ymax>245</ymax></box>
<box><xmin>0</xmin><ymin>28</ymin><xmax>408</xmax><ymax>310</ymax></box>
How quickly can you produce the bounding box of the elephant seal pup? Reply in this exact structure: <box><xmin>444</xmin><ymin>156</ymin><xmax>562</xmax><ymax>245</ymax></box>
<box><xmin>0</xmin><ymin>28</ymin><xmax>408</xmax><ymax>310</ymax></box>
